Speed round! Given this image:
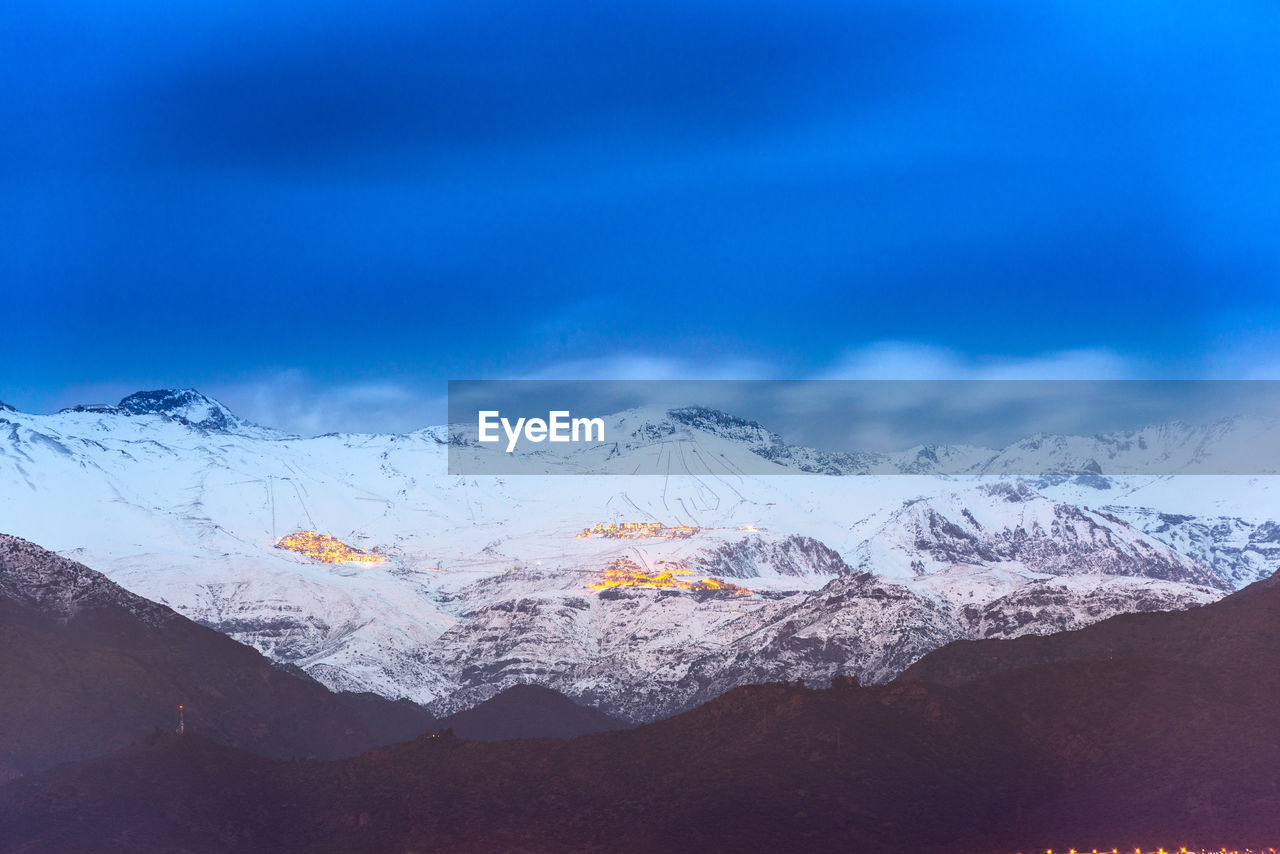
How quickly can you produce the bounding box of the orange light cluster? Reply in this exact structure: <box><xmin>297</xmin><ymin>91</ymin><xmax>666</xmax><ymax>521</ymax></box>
<box><xmin>588</xmin><ymin>557</ymin><xmax>750</xmax><ymax>596</ymax></box>
<box><xmin>576</xmin><ymin>522</ymin><xmax>699</xmax><ymax>540</ymax></box>
<box><xmin>688</xmin><ymin>576</ymin><xmax>749</xmax><ymax>593</ymax></box>
<box><xmin>275</xmin><ymin>531</ymin><xmax>386</xmax><ymax>564</ymax></box>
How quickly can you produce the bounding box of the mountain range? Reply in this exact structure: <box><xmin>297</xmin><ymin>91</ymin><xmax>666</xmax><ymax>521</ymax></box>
<box><xmin>1</xmin><ymin>389</ymin><xmax>1276</xmax><ymax>720</ymax></box>
<box><xmin>3</xmin><ymin>531</ymin><xmax>1279</xmax><ymax>853</ymax></box>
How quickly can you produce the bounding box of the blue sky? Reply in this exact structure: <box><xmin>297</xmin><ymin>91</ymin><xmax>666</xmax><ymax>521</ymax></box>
<box><xmin>3</xmin><ymin>0</ymin><xmax>1279</xmax><ymax>432</ymax></box>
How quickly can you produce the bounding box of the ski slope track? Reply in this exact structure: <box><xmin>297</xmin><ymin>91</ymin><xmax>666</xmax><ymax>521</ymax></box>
<box><xmin>1</xmin><ymin>390</ymin><xmax>1276</xmax><ymax>720</ymax></box>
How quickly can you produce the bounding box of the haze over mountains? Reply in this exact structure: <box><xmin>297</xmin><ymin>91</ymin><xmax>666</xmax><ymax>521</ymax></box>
<box><xmin>1</xmin><ymin>389</ymin><xmax>1277</xmax><ymax>720</ymax></box>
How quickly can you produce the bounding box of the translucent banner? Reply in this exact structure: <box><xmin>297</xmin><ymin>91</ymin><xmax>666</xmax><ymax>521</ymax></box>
<box><xmin>446</xmin><ymin>380</ymin><xmax>1280</xmax><ymax>476</ymax></box>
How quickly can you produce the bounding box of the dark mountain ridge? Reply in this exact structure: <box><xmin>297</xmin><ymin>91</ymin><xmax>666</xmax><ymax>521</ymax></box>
<box><xmin>899</xmin><ymin>564</ymin><xmax>1280</xmax><ymax>686</ymax></box>
<box><xmin>0</xmin><ymin>534</ymin><xmax>403</xmax><ymax>778</ymax></box>
<box><xmin>438</xmin><ymin>683</ymin><xmax>629</xmax><ymax>740</ymax></box>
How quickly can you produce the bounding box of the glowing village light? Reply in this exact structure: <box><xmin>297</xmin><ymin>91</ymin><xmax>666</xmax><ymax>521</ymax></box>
<box><xmin>576</xmin><ymin>522</ymin><xmax>700</xmax><ymax>540</ymax></box>
<box><xmin>588</xmin><ymin>557</ymin><xmax>751</xmax><ymax>596</ymax></box>
<box><xmin>275</xmin><ymin>531</ymin><xmax>386</xmax><ymax>564</ymax></box>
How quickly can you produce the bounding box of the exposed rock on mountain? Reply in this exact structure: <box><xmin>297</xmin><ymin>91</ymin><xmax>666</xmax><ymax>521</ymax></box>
<box><xmin>1110</xmin><ymin>506</ymin><xmax>1280</xmax><ymax>590</ymax></box>
<box><xmin>688</xmin><ymin>534</ymin><xmax>854</xmax><ymax>578</ymax></box>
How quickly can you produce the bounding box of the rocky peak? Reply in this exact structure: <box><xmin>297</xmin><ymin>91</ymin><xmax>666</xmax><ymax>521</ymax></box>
<box><xmin>117</xmin><ymin>389</ymin><xmax>247</xmax><ymax>433</ymax></box>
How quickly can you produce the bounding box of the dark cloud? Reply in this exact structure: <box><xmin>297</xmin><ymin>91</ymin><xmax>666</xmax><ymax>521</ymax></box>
<box><xmin>129</xmin><ymin>2</ymin><xmax>982</xmax><ymax>165</ymax></box>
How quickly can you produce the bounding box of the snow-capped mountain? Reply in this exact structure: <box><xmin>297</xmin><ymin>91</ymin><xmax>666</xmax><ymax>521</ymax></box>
<box><xmin>61</xmin><ymin>388</ymin><xmax>282</xmax><ymax>438</ymax></box>
<box><xmin>1099</xmin><ymin>507</ymin><xmax>1280</xmax><ymax>591</ymax></box>
<box><xmin>0</xmin><ymin>390</ymin><xmax>1275</xmax><ymax>719</ymax></box>
<box><xmin>849</xmin><ymin>482</ymin><xmax>1224</xmax><ymax>588</ymax></box>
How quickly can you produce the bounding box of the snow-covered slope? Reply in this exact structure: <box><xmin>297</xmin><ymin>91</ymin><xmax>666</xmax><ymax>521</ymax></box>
<box><xmin>0</xmin><ymin>391</ymin><xmax>1274</xmax><ymax>719</ymax></box>
<box><xmin>1097</xmin><ymin>507</ymin><xmax>1280</xmax><ymax>591</ymax></box>
<box><xmin>849</xmin><ymin>482</ymin><xmax>1223</xmax><ymax>588</ymax></box>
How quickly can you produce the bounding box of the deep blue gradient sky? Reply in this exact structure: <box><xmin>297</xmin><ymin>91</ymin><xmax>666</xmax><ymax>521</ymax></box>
<box><xmin>3</xmin><ymin>1</ymin><xmax>1279</xmax><ymax>432</ymax></box>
